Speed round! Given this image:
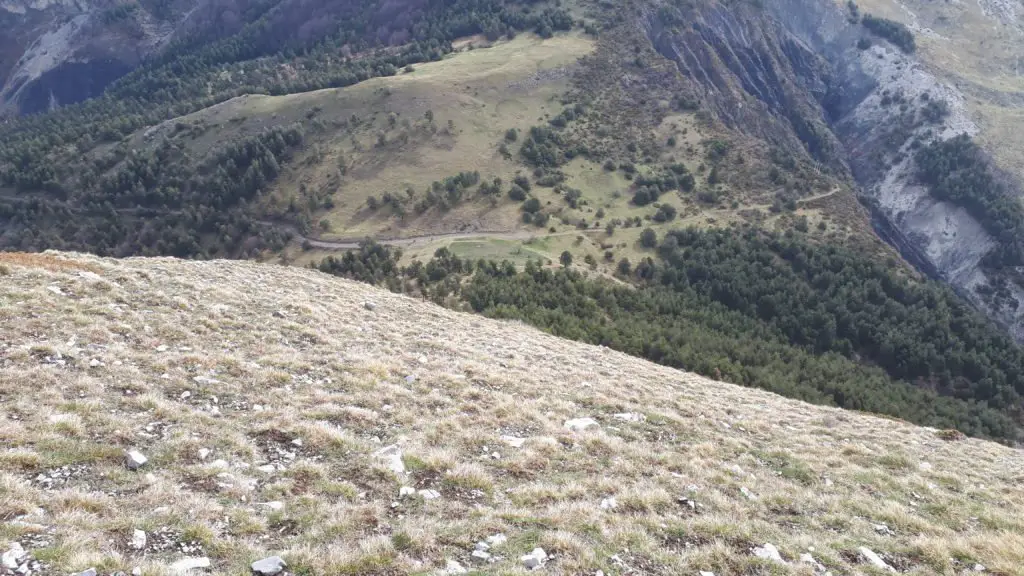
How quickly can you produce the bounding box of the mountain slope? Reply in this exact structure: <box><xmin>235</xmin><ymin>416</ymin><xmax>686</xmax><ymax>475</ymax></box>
<box><xmin>1</xmin><ymin>251</ymin><xmax>1023</xmax><ymax>575</ymax></box>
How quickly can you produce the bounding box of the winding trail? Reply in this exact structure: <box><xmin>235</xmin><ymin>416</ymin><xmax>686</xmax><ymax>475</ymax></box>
<box><xmin>266</xmin><ymin>221</ymin><xmax>547</xmax><ymax>250</ymax></box>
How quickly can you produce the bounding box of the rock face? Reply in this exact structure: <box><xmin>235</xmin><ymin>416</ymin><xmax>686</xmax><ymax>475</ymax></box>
<box><xmin>644</xmin><ymin>0</ymin><xmax>1024</xmax><ymax>340</ymax></box>
<box><xmin>0</xmin><ymin>0</ymin><xmax>197</xmax><ymax>114</ymax></box>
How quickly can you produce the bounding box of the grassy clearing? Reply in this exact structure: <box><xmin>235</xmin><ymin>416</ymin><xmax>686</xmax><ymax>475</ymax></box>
<box><xmin>1</xmin><ymin>252</ymin><xmax>1023</xmax><ymax>574</ymax></box>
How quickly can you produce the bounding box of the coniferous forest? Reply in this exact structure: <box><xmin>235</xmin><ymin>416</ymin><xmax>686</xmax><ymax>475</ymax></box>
<box><xmin>318</xmin><ymin>229</ymin><xmax>1024</xmax><ymax>443</ymax></box>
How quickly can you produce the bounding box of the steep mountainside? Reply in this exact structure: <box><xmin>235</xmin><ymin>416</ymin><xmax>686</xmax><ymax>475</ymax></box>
<box><xmin>1</xmin><ymin>251</ymin><xmax>1023</xmax><ymax>575</ymax></box>
<box><xmin>0</xmin><ymin>0</ymin><xmax>192</xmax><ymax>114</ymax></box>
<box><xmin>640</xmin><ymin>0</ymin><xmax>1024</xmax><ymax>338</ymax></box>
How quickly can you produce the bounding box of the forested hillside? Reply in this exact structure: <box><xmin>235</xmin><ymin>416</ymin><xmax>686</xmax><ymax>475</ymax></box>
<box><xmin>0</xmin><ymin>0</ymin><xmax>573</xmax><ymax>256</ymax></box>
<box><xmin>316</xmin><ymin>230</ymin><xmax>1024</xmax><ymax>442</ymax></box>
<box><xmin>3</xmin><ymin>0</ymin><xmax>1024</xmax><ymax>448</ymax></box>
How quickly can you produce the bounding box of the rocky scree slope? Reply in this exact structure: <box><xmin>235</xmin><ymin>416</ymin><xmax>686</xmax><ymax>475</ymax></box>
<box><xmin>642</xmin><ymin>0</ymin><xmax>1024</xmax><ymax>339</ymax></box>
<box><xmin>1</xmin><ymin>251</ymin><xmax>1023</xmax><ymax>575</ymax></box>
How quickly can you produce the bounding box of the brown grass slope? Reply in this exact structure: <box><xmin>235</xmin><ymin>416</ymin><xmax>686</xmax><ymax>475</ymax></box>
<box><xmin>1</xmin><ymin>252</ymin><xmax>1023</xmax><ymax>576</ymax></box>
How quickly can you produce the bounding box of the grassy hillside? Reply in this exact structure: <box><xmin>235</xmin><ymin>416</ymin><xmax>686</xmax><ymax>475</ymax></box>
<box><xmin>1</xmin><ymin>251</ymin><xmax>1023</xmax><ymax>575</ymax></box>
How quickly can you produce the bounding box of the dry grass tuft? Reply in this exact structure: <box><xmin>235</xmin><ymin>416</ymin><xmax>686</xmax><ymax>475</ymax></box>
<box><xmin>0</xmin><ymin>252</ymin><xmax>1023</xmax><ymax>575</ymax></box>
<box><xmin>0</xmin><ymin>252</ymin><xmax>102</xmax><ymax>273</ymax></box>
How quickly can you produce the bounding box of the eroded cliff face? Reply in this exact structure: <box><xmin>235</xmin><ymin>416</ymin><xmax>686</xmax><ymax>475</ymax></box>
<box><xmin>0</xmin><ymin>0</ymin><xmax>196</xmax><ymax>114</ymax></box>
<box><xmin>645</xmin><ymin>0</ymin><xmax>1024</xmax><ymax>340</ymax></box>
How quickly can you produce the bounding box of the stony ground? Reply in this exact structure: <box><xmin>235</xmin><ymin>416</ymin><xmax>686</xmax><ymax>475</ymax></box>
<box><xmin>1</xmin><ymin>252</ymin><xmax>1023</xmax><ymax>576</ymax></box>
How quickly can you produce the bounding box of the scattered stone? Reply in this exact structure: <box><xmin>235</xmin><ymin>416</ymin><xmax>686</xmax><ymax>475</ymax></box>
<box><xmin>133</xmin><ymin>568</ymin><xmax>142</xmax><ymax>576</ymax></box>
<box><xmin>259</xmin><ymin>501</ymin><xmax>285</xmax><ymax>512</ymax></box>
<box><xmin>600</xmin><ymin>497</ymin><xmax>618</xmax><ymax>510</ymax></box>
<box><xmin>144</xmin><ymin>473</ymin><xmax>158</xmax><ymax>485</ymax></box>
<box><xmin>859</xmin><ymin>547</ymin><xmax>895</xmax><ymax>572</ymax></box>
<box><xmin>485</xmin><ymin>534</ymin><xmax>507</xmax><ymax>547</ymax></box>
<box><xmin>974</xmin><ymin>564</ymin><xmax>986</xmax><ymax>572</ymax></box>
<box><xmin>419</xmin><ymin>489</ymin><xmax>441</xmax><ymax>500</ymax></box>
<box><xmin>2</xmin><ymin>543</ymin><xmax>26</xmax><ymax>570</ymax></box>
<box><xmin>131</xmin><ymin>529</ymin><xmax>147</xmax><ymax>551</ymax></box>
<box><xmin>364</xmin><ymin>301</ymin><xmax>377</xmax><ymax>311</ymax></box>
<box><xmin>198</xmin><ymin>448</ymin><xmax>211</xmax><ymax>461</ymax></box>
<box><xmin>800</xmin><ymin>552</ymin><xmax>825</xmax><ymax>571</ymax></box>
<box><xmin>89</xmin><ymin>358</ymin><xmax>102</xmax><ymax>368</ymax></box>
<box><xmin>374</xmin><ymin>445</ymin><xmax>406</xmax><ymax>476</ymax></box>
<box><xmin>521</xmin><ymin>548</ymin><xmax>548</xmax><ymax>570</ymax></box>
<box><xmin>612</xmin><ymin>412</ymin><xmax>645</xmax><ymax>422</ymax></box>
<box><xmin>873</xmin><ymin>524</ymin><xmax>894</xmax><ymax>536</ymax></box>
<box><xmin>753</xmin><ymin>543</ymin><xmax>785</xmax><ymax>563</ymax></box>
<box><xmin>257</xmin><ymin>464</ymin><xmax>276</xmax><ymax>474</ymax></box>
<box><xmin>125</xmin><ymin>449</ymin><xmax>148</xmax><ymax>470</ymax></box>
<box><xmin>470</xmin><ymin>550</ymin><xmax>491</xmax><ymax>563</ymax></box>
<box><xmin>156</xmin><ymin>345</ymin><xmax>169</xmax><ymax>352</ymax></box>
<box><xmin>563</xmin><ymin>417</ymin><xmax>598</xmax><ymax>432</ymax></box>
<box><xmin>441</xmin><ymin>560</ymin><xmax>468</xmax><ymax>574</ymax></box>
<box><xmin>919</xmin><ymin>461</ymin><xmax>933</xmax><ymax>472</ymax></box>
<box><xmin>405</xmin><ymin>375</ymin><xmax>417</xmax><ymax>384</ymax></box>
<box><xmin>740</xmin><ymin>486</ymin><xmax>757</xmax><ymax>500</ymax></box>
<box><xmin>290</xmin><ymin>438</ymin><xmax>303</xmax><ymax>447</ymax></box>
<box><xmin>500</xmin><ymin>435</ymin><xmax>526</xmax><ymax>448</ymax></box>
<box><xmin>74</xmin><ymin>569</ymin><xmax>97</xmax><ymax>576</ymax></box>
<box><xmin>399</xmin><ymin>486</ymin><xmax>417</xmax><ymax>498</ymax></box>
<box><xmin>251</xmin><ymin>555</ymin><xmax>287</xmax><ymax>576</ymax></box>
<box><xmin>699</xmin><ymin>572</ymin><xmax>715</xmax><ymax>576</ymax></box>
<box><xmin>170</xmin><ymin>557</ymin><xmax>212</xmax><ymax>574</ymax></box>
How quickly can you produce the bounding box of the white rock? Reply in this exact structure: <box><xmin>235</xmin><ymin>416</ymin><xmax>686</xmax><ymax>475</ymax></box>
<box><xmin>521</xmin><ymin>548</ymin><xmax>547</xmax><ymax>570</ymax></box>
<box><xmin>260</xmin><ymin>501</ymin><xmax>285</xmax><ymax>511</ymax></box>
<box><xmin>919</xmin><ymin>461</ymin><xmax>933</xmax><ymax>471</ymax></box>
<box><xmin>89</xmin><ymin>358</ymin><xmax>101</xmax><ymax>367</ymax></box>
<box><xmin>257</xmin><ymin>464</ymin><xmax>276</xmax><ymax>474</ymax></box>
<box><xmin>74</xmin><ymin>569</ymin><xmax>97</xmax><ymax>576</ymax></box>
<box><xmin>470</xmin><ymin>550</ymin><xmax>491</xmax><ymax>563</ymax></box>
<box><xmin>753</xmin><ymin>543</ymin><xmax>785</xmax><ymax>563</ymax></box>
<box><xmin>485</xmin><ymin>534</ymin><xmax>507</xmax><ymax>547</ymax></box>
<box><xmin>613</xmin><ymin>412</ymin><xmax>645</xmax><ymax>422</ymax></box>
<box><xmin>156</xmin><ymin>345</ymin><xmax>169</xmax><ymax>352</ymax></box>
<box><xmin>563</xmin><ymin>417</ymin><xmax>599</xmax><ymax>432</ymax></box>
<box><xmin>374</xmin><ymin>445</ymin><xmax>406</xmax><ymax>476</ymax></box>
<box><xmin>799</xmin><ymin>552</ymin><xmax>825</xmax><ymax>570</ymax></box>
<box><xmin>740</xmin><ymin>486</ymin><xmax>756</xmax><ymax>500</ymax></box>
<box><xmin>131</xmin><ymin>529</ymin><xmax>147</xmax><ymax>550</ymax></box>
<box><xmin>170</xmin><ymin>557</ymin><xmax>211</xmax><ymax>573</ymax></box>
<box><xmin>600</xmin><ymin>497</ymin><xmax>618</xmax><ymax>510</ymax></box>
<box><xmin>399</xmin><ymin>486</ymin><xmax>417</xmax><ymax>498</ymax></box>
<box><xmin>974</xmin><ymin>564</ymin><xmax>986</xmax><ymax>571</ymax></box>
<box><xmin>500</xmin><ymin>435</ymin><xmax>526</xmax><ymax>448</ymax></box>
<box><xmin>441</xmin><ymin>559</ymin><xmax>467</xmax><ymax>574</ymax></box>
<box><xmin>419</xmin><ymin>489</ymin><xmax>441</xmax><ymax>500</ymax></box>
<box><xmin>475</xmin><ymin>541</ymin><xmax>490</xmax><ymax>552</ymax></box>
<box><xmin>363</xmin><ymin>301</ymin><xmax>377</xmax><ymax>311</ymax></box>
<box><xmin>198</xmin><ymin>448</ymin><xmax>211</xmax><ymax>460</ymax></box>
<box><xmin>859</xmin><ymin>547</ymin><xmax>895</xmax><ymax>572</ymax></box>
<box><xmin>700</xmin><ymin>572</ymin><xmax>715</xmax><ymax>576</ymax></box>
<box><xmin>133</xmin><ymin>568</ymin><xmax>142</xmax><ymax>576</ymax></box>
<box><xmin>251</xmin><ymin>555</ymin><xmax>287</xmax><ymax>576</ymax></box>
<box><xmin>2</xmin><ymin>543</ymin><xmax>26</xmax><ymax>570</ymax></box>
<box><xmin>125</xmin><ymin>449</ymin><xmax>148</xmax><ymax>470</ymax></box>
<box><xmin>291</xmin><ymin>438</ymin><xmax>303</xmax><ymax>447</ymax></box>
